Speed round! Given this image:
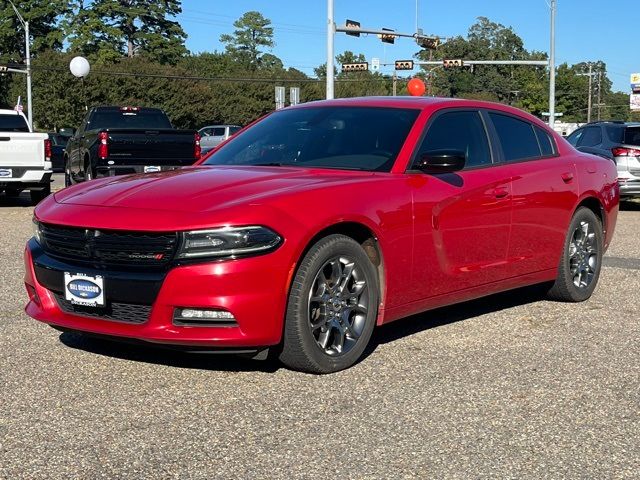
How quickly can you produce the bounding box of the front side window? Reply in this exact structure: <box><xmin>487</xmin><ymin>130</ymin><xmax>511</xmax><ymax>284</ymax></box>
<box><xmin>414</xmin><ymin>111</ymin><xmax>491</xmax><ymax>168</ymax></box>
<box><xmin>489</xmin><ymin>112</ymin><xmax>540</xmax><ymax>161</ymax></box>
<box><xmin>212</xmin><ymin>127</ymin><xmax>226</xmax><ymax>136</ymax></box>
<box><xmin>204</xmin><ymin>107</ymin><xmax>420</xmax><ymax>172</ymax></box>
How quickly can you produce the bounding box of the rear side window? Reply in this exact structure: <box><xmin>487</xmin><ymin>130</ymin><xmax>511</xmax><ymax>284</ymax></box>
<box><xmin>489</xmin><ymin>112</ymin><xmax>540</xmax><ymax>161</ymax></box>
<box><xmin>212</xmin><ymin>127</ymin><xmax>226</xmax><ymax>136</ymax></box>
<box><xmin>566</xmin><ymin>129</ymin><xmax>582</xmax><ymax>146</ymax></box>
<box><xmin>0</xmin><ymin>114</ymin><xmax>29</xmax><ymax>132</ymax></box>
<box><xmin>577</xmin><ymin>127</ymin><xmax>602</xmax><ymax>147</ymax></box>
<box><xmin>416</xmin><ymin>111</ymin><xmax>491</xmax><ymax>168</ymax></box>
<box><xmin>605</xmin><ymin>125</ymin><xmax>624</xmax><ymax>143</ymax></box>
<box><xmin>623</xmin><ymin>126</ymin><xmax>640</xmax><ymax>146</ymax></box>
<box><xmin>534</xmin><ymin>126</ymin><xmax>555</xmax><ymax>156</ymax></box>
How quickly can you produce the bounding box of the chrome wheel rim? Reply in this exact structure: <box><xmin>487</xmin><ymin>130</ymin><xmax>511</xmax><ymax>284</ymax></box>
<box><xmin>308</xmin><ymin>256</ymin><xmax>369</xmax><ymax>356</ymax></box>
<box><xmin>569</xmin><ymin>220</ymin><xmax>598</xmax><ymax>289</ymax></box>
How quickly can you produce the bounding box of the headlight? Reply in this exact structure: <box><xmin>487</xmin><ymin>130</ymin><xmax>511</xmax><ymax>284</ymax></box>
<box><xmin>32</xmin><ymin>219</ymin><xmax>42</xmax><ymax>244</ymax></box>
<box><xmin>177</xmin><ymin>226</ymin><xmax>281</xmax><ymax>259</ymax></box>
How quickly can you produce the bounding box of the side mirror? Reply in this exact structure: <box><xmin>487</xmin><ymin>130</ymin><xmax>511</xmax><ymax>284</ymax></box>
<box><xmin>414</xmin><ymin>149</ymin><xmax>466</xmax><ymax>173</ymax></box>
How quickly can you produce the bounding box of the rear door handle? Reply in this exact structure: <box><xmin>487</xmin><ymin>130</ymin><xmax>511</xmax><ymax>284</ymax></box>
<box><xmin>561</xmin><ymin>172</ymin><xmax>574</xmax><ymax>183</ymax></box>
<box><xmin>493</xmin><ymin>187</ymin><xmax>509</xmax><ymax>199</ymax></box>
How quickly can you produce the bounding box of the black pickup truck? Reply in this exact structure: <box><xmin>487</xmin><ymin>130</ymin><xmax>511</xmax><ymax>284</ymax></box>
<box><xmin>64</xmin><ymin>106</ymin><xmax>200</xmax><ymax>185</ymax></box>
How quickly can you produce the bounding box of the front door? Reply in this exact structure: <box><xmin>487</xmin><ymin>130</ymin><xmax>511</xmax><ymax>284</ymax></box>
<box><xmin>410</xmin><ymin>109</ymin><xmax>512</xmax><ymax>299</ymax></box>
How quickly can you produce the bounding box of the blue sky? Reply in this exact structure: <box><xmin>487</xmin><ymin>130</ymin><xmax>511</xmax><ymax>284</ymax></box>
<box><xmin>178</xmin><ymin>0</ymin><xmax>633</xmax><ymax>92</ymax></box>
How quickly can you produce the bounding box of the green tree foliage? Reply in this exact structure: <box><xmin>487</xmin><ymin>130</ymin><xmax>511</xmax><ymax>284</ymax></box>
<box><xmin>219</xmin><ymin>11</ymin><xmax>274</xmax><ymax>71</ymax></box>
<box><xmin>65</xmin><ymin>0</ymin><xmax>188</xmax><ymax>64</ymax></box>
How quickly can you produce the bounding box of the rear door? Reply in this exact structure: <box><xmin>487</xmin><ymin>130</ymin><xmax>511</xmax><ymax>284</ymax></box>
<box><xmin>410</xmin><ymin>109</ymin><xmax>513</xmax><ymax>298</ymax></box>
<box><xmin>487</xmin><ymin>111</ymin><xmax>579</xmax><ymax>277</ymax></box>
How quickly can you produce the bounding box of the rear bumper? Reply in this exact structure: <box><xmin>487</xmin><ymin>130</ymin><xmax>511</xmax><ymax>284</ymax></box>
<box><xmin>618</xmin><ymin>179</ymin><xmax>640</xmax><ymax>197</ymax></box>
<box><xmin>24</xmin><ymin>240</ymin><xmax>291</xmax><ymax>348</ymax></box>
<box><xmin>0</xmin><ymin>167</ymin><xmax>52</xmax><ymax>188</ymax></box>
<box><xmin>96</xmin><ymin>164</ymin><xmax>185</xmax><ymax>177</ymax></box>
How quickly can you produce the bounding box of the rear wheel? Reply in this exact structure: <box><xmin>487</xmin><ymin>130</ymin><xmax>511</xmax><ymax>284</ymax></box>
<box><xmin>547</xmin><ymin>207</ymin><xmax>603</xmax><ymax>302</ymax></box>
<box><xmin>280</xmin><ymin>234</ymin><xmax>379</xmax><ymax>374</ymax></box>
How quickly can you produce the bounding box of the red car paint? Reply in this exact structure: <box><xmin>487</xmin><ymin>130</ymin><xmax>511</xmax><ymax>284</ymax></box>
<box><xmin>24</xmin><ymin>97</ymin><xmax>619</xmax><ymax>349</ymax></box>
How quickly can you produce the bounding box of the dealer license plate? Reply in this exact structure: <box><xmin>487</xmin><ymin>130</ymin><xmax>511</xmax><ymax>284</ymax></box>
<box><xmin>64</xmin><ymin>272</ymin><xmax>105</xmax><ymax>307</ymax></box>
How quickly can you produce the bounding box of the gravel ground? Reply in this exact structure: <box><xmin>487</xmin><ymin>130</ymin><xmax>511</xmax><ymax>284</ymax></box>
<box><xmin>0</xmin><ymin>181</ymin><xmax>638</xmax><ymax>479</ymax></box>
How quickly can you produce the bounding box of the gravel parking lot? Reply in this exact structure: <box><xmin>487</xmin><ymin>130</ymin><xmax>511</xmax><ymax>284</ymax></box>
<box><xmin>1</xmin><ymin>177</ymin><xmax>638</xmax><ymax>479</ymax></box>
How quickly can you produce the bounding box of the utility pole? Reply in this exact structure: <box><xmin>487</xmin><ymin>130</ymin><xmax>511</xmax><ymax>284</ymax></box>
<box><xmin>326</xmin><ymin>0</ymin><xmax>335</xmax><ymax>100</ymax></box>
<box><xmin>9</xmin><ymin>1</ymin><xmax>32</xmax><ymax>129</ymax></box>
<box><xmin>548</xmin><ymin>0</ymin><xmax>556</xmax><ymax>128</ymax></box>
<box><xmin>392</xmin><ymin>71</ymin><xmax>397</xmax><ymax>96</ymax></box>
<box><xmin>578</xmin><ymin>63</ymin><xmax>594</xmax><ymax>122</ymax></box>
<box><xmin>597</xmin><ymin>71</ymin><xmax>602</xmax><ymax>121</ymax></box>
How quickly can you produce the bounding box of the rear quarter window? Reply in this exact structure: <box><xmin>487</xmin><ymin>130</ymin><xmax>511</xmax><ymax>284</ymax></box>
<box><xmin>577</xmin><ymin>127</ymin><xmax>602</xmax><ymax>147</ymax></box>
<box><xmin>489</xmin><ymin>112</ymin><xmax>541</xmax><ymax>161</ymax></box>
<box><xmin>623</xmin><ymin>126</ymin><xmax>640</xmax><ymax>146</ymax></box>
<box><xmin>534</xmin><ymin>126</ymin><xmax>556</xmax><ymax>156</ymax></box>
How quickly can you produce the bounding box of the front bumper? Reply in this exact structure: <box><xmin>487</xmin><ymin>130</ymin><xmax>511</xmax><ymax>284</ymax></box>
<box><xmin>24</xmin><ymin>239</ymin><xmax>292</xmax><ymax>348</ymax></box>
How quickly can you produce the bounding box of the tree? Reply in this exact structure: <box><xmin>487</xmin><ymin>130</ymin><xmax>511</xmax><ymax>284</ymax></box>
<box><xmin>65</xmin><ymin>0</ymin><xmax>188</xmax><ymax>64</ymax></box>
<box><xmin>219</xmin><ymin>11</ymin><xmax>274</xmax><ymax>71</ymax></box>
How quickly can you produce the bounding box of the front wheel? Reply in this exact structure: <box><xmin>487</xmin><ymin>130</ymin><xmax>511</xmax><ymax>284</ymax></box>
<box><xmin>547</xmin><ymin>207</ymin><xmax>603</xmax><ymax>302</ymax></box>
<box><xmin>280</xmin><ymin>235</ymin><xmax>379</xmax><ymax>374</ymax></box>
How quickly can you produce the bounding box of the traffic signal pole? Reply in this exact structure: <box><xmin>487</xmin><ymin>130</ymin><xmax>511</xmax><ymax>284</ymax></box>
<box><xmin>548</xmin><ymin>0</ymin><xmax>556</xmax><ymax>128</ymax></box>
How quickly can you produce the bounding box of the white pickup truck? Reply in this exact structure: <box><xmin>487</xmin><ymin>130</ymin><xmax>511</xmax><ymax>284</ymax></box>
<box><xmin>0</xmin><ymin>109</ymin><xmax>52</xmax><ymax>203</ymax></box>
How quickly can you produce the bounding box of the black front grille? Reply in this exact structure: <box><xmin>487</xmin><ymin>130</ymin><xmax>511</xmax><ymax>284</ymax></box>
<box><xmin>54</xmin><ymin>293</ymin><xmax>151</xmax><ymax>324</ymax></box>
<box><xmin>40</xmin><ymin>223</ymin><xmax>178</xmax><ymax>268</ymax></box>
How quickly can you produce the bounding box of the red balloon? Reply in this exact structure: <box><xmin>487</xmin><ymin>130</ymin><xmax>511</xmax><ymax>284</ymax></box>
<box><xmin>407</xmin><ymin>78</ymin><xmax>426</xmax><ymax>96</ymax></box>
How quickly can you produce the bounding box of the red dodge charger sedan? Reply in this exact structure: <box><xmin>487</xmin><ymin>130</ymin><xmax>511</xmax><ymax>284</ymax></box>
<box><xmin>24</xmin><ymin>97</ymin><xmax>619</xmax><ymax>373</ymax></box>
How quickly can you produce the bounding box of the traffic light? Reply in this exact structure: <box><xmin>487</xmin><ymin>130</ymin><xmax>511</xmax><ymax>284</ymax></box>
<box><xmin>443</xmin><ymin>59</ymin><xmax>463</xmax><ymax>68</ymax></box>
<box><xmin>345</xmin><ymin>19</ymin><xmax>360</xmax><ymax>37</ymax></box>
<box><xmin>394</xmin><ymin>60</ymin><xmax>414</xmax><ymax>71</ymax></box>
<box><xmin>379</xmin><ymin>28</ymin><xmax>396</xmax><ymax>44</ymax></box>
<box><xmin>417</xmin><ymin>36</ymin><xmax>439</xmax><ymax>50</ymax></box>
<box><xmin>0</xmin><ymin>66</ymin><xmax>7</xmax><ymax>72</ymax></box>
<box><xmin>341</xmin><ymin>62</ymin><xmax>369</xmax><ymax>73</ymax></box>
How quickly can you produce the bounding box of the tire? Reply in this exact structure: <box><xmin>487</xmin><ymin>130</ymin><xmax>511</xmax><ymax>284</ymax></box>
<box><xmin>547</xmin><ymin>207</ymin><xmax>603</xmax><ymax>302</ymax></box>
<box><xmin>280</xmin><ymin>234</ymin><xmax>379</xmax><ymax>374</ymax></box>
<box><xmin>30</xmin><ymin>183</ymin><xmax>51</xmax><ymax>205</ymax></box>
<box><xmin>64</xmin><ymin>157</ymin><xmax>72</xmax><ymax>187</ymax></box>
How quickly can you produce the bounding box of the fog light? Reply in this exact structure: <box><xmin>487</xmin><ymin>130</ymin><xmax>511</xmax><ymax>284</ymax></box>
<box><xmin>173</xmin><ymin>308</ymin><xmax>237</xmax><ymax>327</ymax></box>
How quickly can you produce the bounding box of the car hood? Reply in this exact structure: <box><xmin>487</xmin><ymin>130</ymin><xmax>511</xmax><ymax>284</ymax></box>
<box><xmin>53</xmin><ymin>165</ymin><xmax>374</xmax><ymax>213</ymax></box>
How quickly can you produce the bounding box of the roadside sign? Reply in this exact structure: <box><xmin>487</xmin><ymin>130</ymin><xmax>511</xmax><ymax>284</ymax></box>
<box><xmin>631</xmin><ymin>73</ymin><xmax>640</xmax><ymax>93</ymax></box>
<box><xmin>371</xmin><ymin>57</ymin><xmax>380</xmax><ymax>72</ymax></box>
<box><xmin>630</xmin><ymin>93</ymin><xmax>640</xmax><ymax>111</ymax></box>
<box><xmin>275</xmin><ymin>86</ymin><xmax>285</xmax><ymax>110</ymax></box>
<box><xmin>290</xmin><ymin>87</ymin><xmax>300</xmax><ymax>106</ymax></box>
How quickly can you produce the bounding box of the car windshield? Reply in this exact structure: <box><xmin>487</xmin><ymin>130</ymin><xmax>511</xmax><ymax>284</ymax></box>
<box><xmin>204</xmin><ymin>106</ymin><xmax>420</xmax><ymax>172</ymax></box>
<box><xmin>0</xmin><ymin>114</ymin><xmax>29</xmax><ymax>132</ymax></box>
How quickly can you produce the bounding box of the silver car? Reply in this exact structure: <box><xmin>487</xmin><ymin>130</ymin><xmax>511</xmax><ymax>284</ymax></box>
<box><xmin>198</xmin><ymin>125</ymin><xmax>241</xmax><ymax>153</ymax></box>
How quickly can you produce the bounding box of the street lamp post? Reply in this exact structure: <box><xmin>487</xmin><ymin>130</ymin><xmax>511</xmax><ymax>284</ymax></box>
<box><xmin>8</xmin><ymin>0</ymin><xmax>32</xmax><ymax>129</ymax></box>
<box><xmin>548</xmin><ymin>0</ymin><xmax>556</xmax><ymax>128</ymax></box>
<box><xmin>326</xmin><ymin>0</ymin><xmax>335</xmax><ymax>99</ymax></box>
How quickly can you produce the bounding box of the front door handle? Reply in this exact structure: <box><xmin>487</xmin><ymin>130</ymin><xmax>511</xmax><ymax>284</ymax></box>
<box><xmin>493</xmin><ymin>187</ymin><xmax>509</xmax><ymax>199</ymax></box>
<box><xmin>561</xmin><ymin>172</ymin><xmax>574</xmax><ymax>183</ymax></box>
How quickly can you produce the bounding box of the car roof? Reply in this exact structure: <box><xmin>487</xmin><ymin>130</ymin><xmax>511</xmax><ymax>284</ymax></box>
<box><xmin>288</xmin><ymin>96</ymin><xmax>549</xmax><ymax>128</ymax></box>
<box><xmin>0</xmin><ymin>109</ymin><xmax>21</xmax><ymax>115</ymax></box>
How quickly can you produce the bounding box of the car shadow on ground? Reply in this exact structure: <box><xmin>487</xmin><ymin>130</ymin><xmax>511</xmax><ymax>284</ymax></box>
<box><xmin>362</xmin><ymin>283</ymin><xmax>550</xmax><ymax>360</ymax></box>
<box><xmin>58</xmin><ymin>283</ymin><xmax>550</xmax><ymax>374</ymax></box>
<box><xmin>619</xmin><ymin>200</ymin><xmax>640</xmax><ymax>211</ymax></box>
<box><xmin>0</xmin><ymin>192</ymin><xmax>35</xmax><ymax>207</ymax></box>
<box><xmin>58</xmin><ymin>331</ymin><xmax>283</xmax><ymax>373</ymax></box>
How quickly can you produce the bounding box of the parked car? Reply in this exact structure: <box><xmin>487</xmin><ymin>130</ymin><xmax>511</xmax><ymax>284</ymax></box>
<box><xmin>25</xmin><ymin>97</ymin><xmax>619</xmax><ymax>373</ymax></box>
<box><xmin>47</xmin><ymin>132</ymin><xmax>71</xmax><ymax>172</ymax></box>
<box><xmin>566</xmin><ymin>121</ymin><xmax>640</xmax><ymax>199</ymax></box>
<box><xmin>198</xmin><ymin>124</ymin><xmax>241</xmax><ymax>153</ymax></box>
<box><xmin>0</xmin><ymin>109</ymin><xmax>52</xmax><ymax>203</ymax></box>
<box><xmin>64</xmin><ymin>106</ymin><xmax>201</xmax><ymax>186</ymax></box>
